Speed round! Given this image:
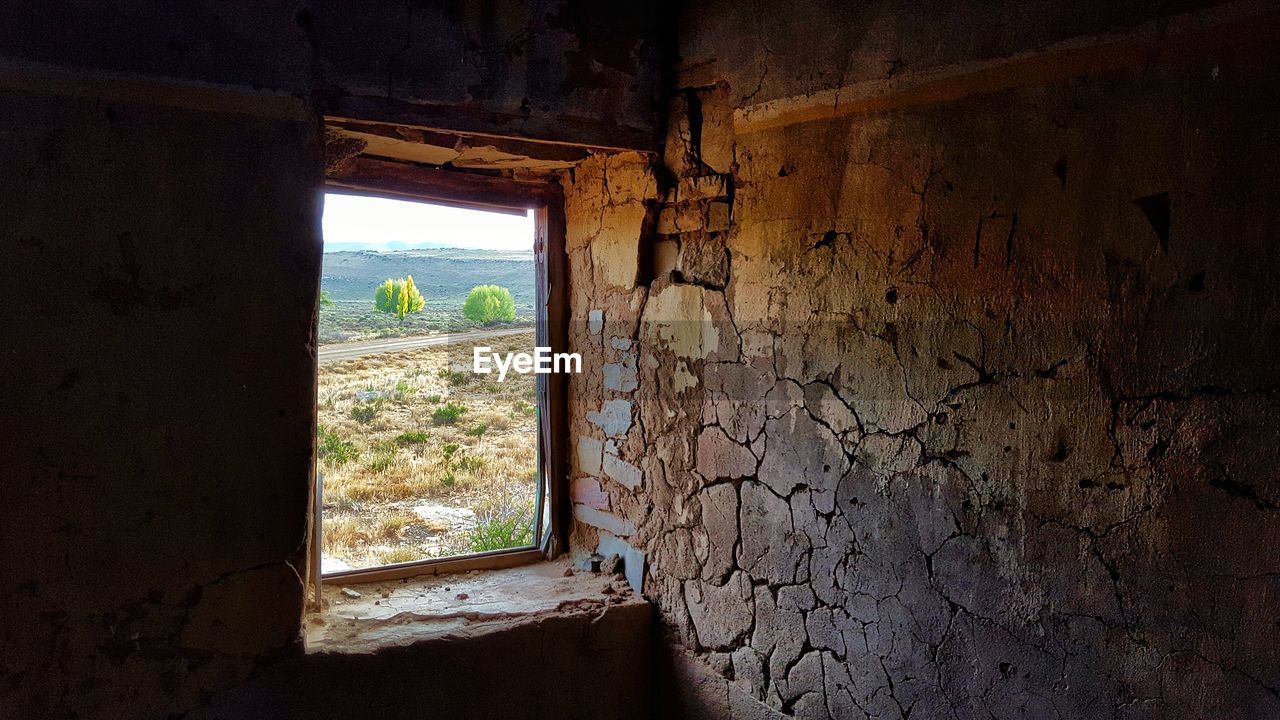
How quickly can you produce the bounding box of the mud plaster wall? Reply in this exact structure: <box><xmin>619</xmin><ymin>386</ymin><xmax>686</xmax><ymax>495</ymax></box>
<box><xmin>562</xmin><ymin>2</ymin><xmax>1280</xmax><ymax>717</ymax></box>
<box><xmin>0</xmin><ymin>4</ymin><xmax>672</xmax><ymax>718</ymax></box>
<box><xmin>307</xmin><ymin>0</ymin><xmax>674</xmax><ymax>150</ymax></box>
<box><xmin>0</xmin><ymin>2</ymin><xmax>673</xmax><ymax>151</ymax></box>
<box><xmin>0</xmin><ymin>85</ymin><xmax>322</xmax><ymax>718</ymax></box>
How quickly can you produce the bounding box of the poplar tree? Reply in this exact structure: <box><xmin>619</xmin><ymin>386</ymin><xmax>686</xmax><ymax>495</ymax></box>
<box><xmin>373</xmin><ymin>275</ymin><xmax>425</xmax><ymax>324</ymax></box>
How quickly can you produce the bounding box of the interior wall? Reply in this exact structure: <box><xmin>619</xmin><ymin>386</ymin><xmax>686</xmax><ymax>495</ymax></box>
<box><xmin>0</xmin><ymin>1</ymin><xmax>672</xmax><ymax>152</ymax></box>
<box><xmin>308</xmin><ymin>0</ymin><xmax>674</xmax><ymax>151</ymax></box>
<box><xmin>0</xmin><ymin>4</ymin><xmax>673</xmax><ymax>718</ymax></box>
<box><xmin>187</xmin><ymin>602</ymin><xmax>653</xmax><ymax>720</ymax></box>
<box><xmin>0</xmin><ymin>82</ymin><xmax>323</xmax><ymax>717</ymax></box>
<box><xmin>563</xmin><ymin>1</ymin><xmax>1280</xmax><ymax>717</ymax></box>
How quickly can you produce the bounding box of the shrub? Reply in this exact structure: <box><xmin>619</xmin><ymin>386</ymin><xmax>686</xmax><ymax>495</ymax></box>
<box><xmin>373</xmin><ymin>276</ymin><xmax>426</xmax><ymax>324</ymax></box>
<box><xmin>467</xmin><ymin>503</ymin><xmax>534</xmax><ymax>552</ymax></box>
<box><xmin>317</xmin><ymin>426</ymin><xmax>356</xmax><ymax>463</ymax></box>
<box><xmin>432</xmin><ymin>402</ymin><xmax>466</xmax><ymax>425</ymax></box>
<box><xmin>425</xmin><ymin>394</ymin><xmax>443</xmax><ymax>404</ymax></box>
<box><xmin>437</xmin><ymin>443</ymin><xmax>483</xmax><ymax>487</ymax></box>
<box><xmin>393</xmin><ymin>379</ymin><xmax>415</xmax><ymax>400</ymax></box>
<box><xmin>395</xmin><ymin>429</ymin><xmax>431</xmax><ymax>445</ymax></box>
<box><xmin>363</xmin><ymin>446</ymin><xmax>398</xmax><ymax>473</ymax></box>
<box><xmin>437</xmin><ymin>367</ymin><xmax>469</xmax><ymax>386</ymax></box>
<box><xmin>453</xmin><ymin>455</ymin><xmax>485</xmax><ymax>472</ymax></box>
<box><xmin>462</xmin><ymin>285</ymin><xmax>516</xmax><ymax>325</ymax></box>
<box><xmin>350</xmin><ymin>399</ymin><xmax>382</xmax><ymax>424</ymax></box>
<box><xmin>466</xmin><ymin>423</ymin><xmax>488</xmax><ymax>437</ymax></box>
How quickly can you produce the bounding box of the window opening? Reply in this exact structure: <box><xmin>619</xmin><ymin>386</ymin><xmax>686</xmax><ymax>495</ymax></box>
<box><xmin>317</xmin><ymin>192</ymin><xmax>547</xmax><ymax>576</ymax></box>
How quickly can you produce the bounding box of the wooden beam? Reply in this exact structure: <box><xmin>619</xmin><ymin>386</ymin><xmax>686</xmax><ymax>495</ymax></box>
<box><xmin>327</xmin><ymin>156</ymin><xmax>556</xmax><ymax>212</ymax></box>
<box><xmin>328</xmin><ymin>120</ymin><xmax>595</xmax><ymax>166</ymax></box>
<box><xmin>318</xmin><ymin>89</ymin><xmax>660</xmax><ymax>154</ymax></box>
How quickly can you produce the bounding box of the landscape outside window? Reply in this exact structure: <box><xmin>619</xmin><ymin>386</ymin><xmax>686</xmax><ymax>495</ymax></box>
<box><xmin>318</xmin><ymin>193</ymin><xmax>539</xmax><ymax>572</ymax></box>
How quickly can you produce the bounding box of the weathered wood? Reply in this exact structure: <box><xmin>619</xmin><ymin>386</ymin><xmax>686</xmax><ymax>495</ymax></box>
<box><xmin>327</xmin><ymin>119</ymin><xmax>595</xmax><ymax>166</ymax></box>
<box><xmin>318</xmin><ymin>89</ymin><xmax>660</xmax><ymax>153</ymax></box>
<box><xmin>322</xmin><ymin>548</ymin><xmax>545</xmax><ymax>584</ymax></box>
<box><xmin>311</xmin><ymin>474</ymin><xmax>323</xmax><ymax>610</ymax></box>
<box><xmin>327</xmin><ymin>156</ymin><xmax>556</xmax><ymax>213</ymax></box>
<box><xmin>541</xmin><ymin>201</ymin><xmax>571</xmax><ymax>557</ymax></box>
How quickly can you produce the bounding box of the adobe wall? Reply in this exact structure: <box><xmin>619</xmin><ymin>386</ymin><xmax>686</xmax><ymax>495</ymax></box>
<box><xmin>0</xmin><ymin>81</ymin><xmax>323</xmax><ymax>717</ymax></box>
<box><xmin>563</xmin><ymin>2</ymin><xmax>1280</xmax><ymax>716</ymax></box>
<box><xmin>0</xmin><ymin>4</ymin><xmax>671</xmax><ymax>717</ymax></box>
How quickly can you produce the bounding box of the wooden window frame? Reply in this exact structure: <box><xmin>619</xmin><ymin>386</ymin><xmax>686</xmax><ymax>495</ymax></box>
<box><xmin>311</xmin><ymin>156</ymin><xmax>569</xmax><ymax>588</ymax></box>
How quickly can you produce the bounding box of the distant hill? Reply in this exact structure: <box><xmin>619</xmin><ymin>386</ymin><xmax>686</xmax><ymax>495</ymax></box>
<box><xmin>323</xmin><ymin>240</ymin><xmax>458</xmax><ymax>252</ymax></box>
<box><xmin>321</xmin><ymin>248</ymin><xmax>535</xmax><ymax>310</ymax></box>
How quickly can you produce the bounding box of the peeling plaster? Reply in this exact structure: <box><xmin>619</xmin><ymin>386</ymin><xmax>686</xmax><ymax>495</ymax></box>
<box><xmin>561</xmin><ymin>25</ymin><xmax>1280</xmax><ymax>717</ymax></box>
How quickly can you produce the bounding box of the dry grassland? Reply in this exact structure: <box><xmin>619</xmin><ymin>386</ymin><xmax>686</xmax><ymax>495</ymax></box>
<box><xmin>317</xmin><ymin>331</ymin><xmax>539</xmax><ymax>569</ymax></box>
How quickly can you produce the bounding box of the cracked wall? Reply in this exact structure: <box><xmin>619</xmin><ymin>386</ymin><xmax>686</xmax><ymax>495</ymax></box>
<box><xmin>563</xmin><ymin>2</ymin><xmax>1280</xmax><ymax>717</ymax></box>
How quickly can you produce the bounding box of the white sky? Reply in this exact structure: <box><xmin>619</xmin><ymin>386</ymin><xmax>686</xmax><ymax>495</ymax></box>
<box><xmin>322</xmin><ymin>192</ymin><xmax>534</xmax><ymax>252</ymax></box>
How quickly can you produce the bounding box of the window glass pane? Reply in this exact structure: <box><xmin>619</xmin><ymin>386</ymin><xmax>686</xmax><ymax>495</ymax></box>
<box><xmin>317</xmin><ymin>192</ymin><xmax>541</xmax><ymax>573</ymax></box>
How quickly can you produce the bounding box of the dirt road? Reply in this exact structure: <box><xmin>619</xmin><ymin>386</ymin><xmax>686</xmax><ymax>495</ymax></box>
<box><xmin>318</xmin><ymin>327</ymin><xmax>535</xmax><ymax>364</ymax></box>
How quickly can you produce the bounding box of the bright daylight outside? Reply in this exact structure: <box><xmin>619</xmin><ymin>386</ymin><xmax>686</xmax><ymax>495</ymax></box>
<box><xmin>317</xmin><ymin>193</ymin><xmax>539</xmax><ymax>573</ymax></box>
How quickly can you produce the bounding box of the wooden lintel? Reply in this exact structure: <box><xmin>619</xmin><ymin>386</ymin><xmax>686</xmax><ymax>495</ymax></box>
<box><xmin>327</xmin><ymin>119</ymin><xmax>595</xmax><ymax>165</ymax></box>
<box><xmin>317</xmin><ymin>88</ymin><xmax>660</xmax><ymax>155</ymax></box>
<box><xmin>327</xmin><ymin>156</ymin><xmax>561</xmax><ymax>212</ymax></box>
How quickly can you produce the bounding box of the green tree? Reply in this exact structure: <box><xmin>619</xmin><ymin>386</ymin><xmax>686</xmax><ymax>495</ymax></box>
<box><xmin>374</xmin><ymin>275</ymin><xmax>426</xmax><ymax>324</ymax></box>
<box><xmin>463</xmin><ymin>285</ymin><xmax>516</xmax><ymax>325</ymax></box>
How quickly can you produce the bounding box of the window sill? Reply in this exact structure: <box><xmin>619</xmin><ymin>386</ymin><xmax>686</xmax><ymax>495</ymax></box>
<box><xmin>305</xmin><ymin>557</ymin><xmax>643</xmax><ymax>654</ymax></box>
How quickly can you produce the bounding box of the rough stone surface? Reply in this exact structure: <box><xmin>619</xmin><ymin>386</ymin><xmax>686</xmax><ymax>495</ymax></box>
<box><xmin>565</xmin><ymin>3</ymin><xmax>1280</xmax><ymax>717</ymax></box>
<box><xmin>587</xmin><ymin>399</ymin><xmax>634</xmax><ymax>438</ymax></box>
<box><xmin>599</xmin><ymin>532</ymin><xmax>647</xmax><ymax>593</ymax></box>
<box><xmin>574</xmin><ymin>504</ymin><xmax>639</xmax><ymax>537</ymax></box>
<box><xmin>603</xmin><ymin>449</ymin><xmax>644</xmax><ymax>490</ymax></box>
<box><xmin>575</xmin><ymin>435</ymin><xmax>604</xmax><ymax>476</ymax></box>
<box><xmin>603</xmin><ymin>356</ymin><xmax>640</xmax><ymax>392</ymax></box>
<box><xmin>570</xmin><ymin>477</ymin><xmax>609</xmax><ymax>510</ymax></box>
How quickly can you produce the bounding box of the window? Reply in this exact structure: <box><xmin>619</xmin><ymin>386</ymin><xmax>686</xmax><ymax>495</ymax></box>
<box><xmin>310</xmin><ymin>160</ymin><xmax>567</xmax><ymax>587</ymax></box>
